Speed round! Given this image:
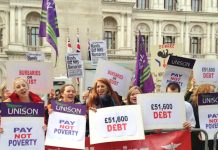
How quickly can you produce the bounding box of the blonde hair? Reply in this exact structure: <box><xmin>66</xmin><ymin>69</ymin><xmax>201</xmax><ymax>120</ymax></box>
<box><xmin>126</xmin><ymin>86</ymin><xmax>142</xmax><ymax>105</ymax></box>
<box><xmin>0</xmin><ymin>81</ymin><xmax>6</xmax><ymax>97</ymax></box>
<box><xmin>192</xmin><ymin>84</ymin><xmax>215</xmax><ymax>105</ymax></box>
<box><xmin>13</xmin><ymin>77</ymin><xmax>29</xmax><ymax>90</ymax></box>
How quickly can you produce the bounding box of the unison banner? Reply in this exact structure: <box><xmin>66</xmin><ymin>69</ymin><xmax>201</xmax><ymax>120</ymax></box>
<box><xmin>0</xmin><ymin>102</ymin><xmax>44</xmax><ymax>150</ymax></box>
<box><xmin>45</xmin><ymin>100</ymin><xmax>86</xmax><ymax>149</ymax></box>
<box><xmin>89</xmin><ymin>105</ymin><xmax>144</xmax><ymax>144</ymax></box>
<box><xmin>198</xmin><ymin>93</ymin><xmax>218</xmax><ymax>140</ymax></box>
<box><xmin>160</xmin><ymin>55</ymin><xmax>195</xmax><ymax>92</ymax></box>
<box><xmin>138</xmin><ymin>93</ymin><xmax>186</xmax><ymax>130</ymax></box>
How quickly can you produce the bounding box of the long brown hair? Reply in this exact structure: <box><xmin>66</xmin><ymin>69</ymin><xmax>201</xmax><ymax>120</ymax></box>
<box><xmin>192</xmin><ymin>84</ymin><xmax>215</xmax><ymax>105</ymax></box>
<box><xmin>87</xmin><ymin>78</ymin><xmax>120</xmax><ymax>108</ymax></box>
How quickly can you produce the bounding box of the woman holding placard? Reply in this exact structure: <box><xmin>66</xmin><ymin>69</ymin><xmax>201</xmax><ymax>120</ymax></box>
<box><xmin>188</xmin><ymin>84</ymin><xmax>216</xmax><ymax>150</ymax></box>
<box><xmin>3</xmin><ymin>77</ymin><xmax>43</xmax><ymax>103</ymax></box>
<box><xmin>0</xmin><ymin>77</ymin><xmax>43</xmax><ymax>133</ymax></box>
<box><xmin>47</xmin><ymin>84</ymin><xmax>81</xmax><ymax>113</ymax></box>
<box><xmin>87</xmin><ymin>78</ymin><xmax>120</xmax><ymax>110</ymax></box>
<box><xmin>126</xmin><ymin>86</ymin><xmax>142</xmax><ymax>105</ymax></box>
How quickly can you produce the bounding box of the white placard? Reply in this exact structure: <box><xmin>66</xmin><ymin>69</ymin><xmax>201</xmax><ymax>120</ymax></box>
<box><xmin>26</xmin><ymin>51</ymin><xmax>45</xmax><ymax>62</ymax></box>
<box><xmin>65</xmin><ymin>53</ymin><xmax>84</xmax><ymax>78</ymax></box>
<box><xmin>89</xmin><ymin>105</ymin><xmax>144</xmax><ymax>144</ymax></box>
<box><xmin>0</xmin><ymin>118</ymin><xmax>44</xmax><ymax>150</ymax></box>
<box><xmin>45</xmin><ymin>112</ymin><xmax>86</xmax><ymax>149</ymax></box>
<box><xmin>90</xmin><ymin>40</ymin><xmax>107</xmax><ymax>65</ymax></box>
<box><xmin>94</xmin><ymin>59</ymin><xmax>132</xmax><ymax>96</ymax></box>
<box><xmin>6</xmin><ymin>61</ymin><xmax>53</xmax><ymax>94</ymax></box>
<box><xmin>193</xmin><ymin>59</ymin><xmax>218</xmax><ymax>85</ymax></box>
<box><xmin>161</xmin><ymin>66</ymin><xmax>192</xmax><ymax>92</ymax></box>
<box><xmin>137</xmin><ymin>93</ymin><xmax>186</xmax><ymax>130</ymax></box>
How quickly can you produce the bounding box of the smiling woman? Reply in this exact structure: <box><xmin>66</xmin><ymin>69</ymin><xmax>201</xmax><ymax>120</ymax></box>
<box><xmin>87</xmin><ymin>78</ymin><xmax>120</xmax><ymax>109</ymax></box>
<box><xmin>3</xmin><ymin>77</ymin><xmax>42</xmax><ymax>103</ymax></box>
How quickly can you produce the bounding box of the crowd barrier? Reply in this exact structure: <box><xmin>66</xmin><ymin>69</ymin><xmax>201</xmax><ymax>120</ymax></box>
<box><xmin>46</xmin><ymin>128</ymin><xmax>210</xmax><ymax>150</ymax></box>
<box><xmin>214</xmin><ymin>130</ymin><xmax>218</xmax><ymax>150</ymax></box>
<box><xmin>145</xmin><ymin>128</ymin><xmax>209</xmax><ymax>150</ymax></box>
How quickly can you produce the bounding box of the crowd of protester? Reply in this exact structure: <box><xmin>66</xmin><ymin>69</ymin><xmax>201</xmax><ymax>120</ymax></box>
<box><xmin>0</xmin><ymin>76</ymin><xmax>217</xmax><ymax>150</ymax></box>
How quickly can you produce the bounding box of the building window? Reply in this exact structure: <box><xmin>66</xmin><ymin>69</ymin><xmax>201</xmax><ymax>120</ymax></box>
<box><xmin>104</xmin><ymin>31</ymin><xmax>115</xmax><ymax>49</ymax></box>
<box><xmin>163</xmin><ymin>36</ymin><xmax>175</xmax><ymax>44</ymax></box>
<box><xmin>0</xmin><ymin>28</ymin><xmax>2</xmax><ymax>52</ymax></box>
<box><xmin>135</xmin><ymin>35</ymin><xmax>149</xmax><ymax>53</ymax></box>
<box><xmin>191</xmin><ymin>0</ymin><xmax>202</xmax><ymax>12</ymax></box>
<box><xmin>136</xmin><ymin>0</ymin><xmax>149</xmax><ymax>9</ymax></box>
<box><xmin>164</xmin><ymin>0</ymin><xmax>177</xmax><ymax>11</ymax></box>
<box><xmin>27</xmin><ymin>27</ymin><xmax>42</xmax><ymax>48</ymax></box>
<box><xmin>190</xmin><ymin>37</ymin><xmax>201</xmax><ymax>54</ymax></box>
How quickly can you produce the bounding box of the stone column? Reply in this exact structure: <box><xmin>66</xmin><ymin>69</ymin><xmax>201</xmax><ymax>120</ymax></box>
<box><xmin>117</xmin><ymin>25</ymin><xmax>121</xmax><ymax>49</ymax></box>
<box><xmin>120</xmin><ymin>13</ymin><xmax>125</xmax><ymax>48</ymax></box>
<box><xmin>4</xmin><ymin>10</ymin><xmax>10</xmax><ymax>46</ymax></box>
<box><xmin>126</xmin><ymin>13</ymin><xmax>132</xmax><ymax>48</ymax></box>
<box><xmin>211</xmin><ymin>23</ymin><xmax>215</xmax><ymax>53</ymax></box>
<box><xmin>180</xmin><ymin>0</ymin><xmax>185</xmax><ymax>10</ymax></box>
<box><xmin>158</xmin><ymin>20</ymin><xmax>162</xmax><ymax>44</ymax></box>
<box><xmin>153</xmin><ymin>20</ymin><xmax>157</xmax><ymax>45</ymax></box>
<box><xmin>206</xmin><ymin>23</ymin><xmax>211</xmax><ymax>53</ymax></box>
<box><xmin>180</xmin><ymin>21</ymin><xmax>184</xmax><ymax>51</ymax></box>
<box><xmin>10</xmin><ymin>6</ymin><xmax>16</xmax><ymax>43</ymax></box>
<box><xmin>186</xmin><ymin>0</ymin><xmax>191</xmax><ymax>11</ymax></box>
<box><xmin>185</xmin><ymin>22</ymin><xmax>189</xmax><ymax>54</ymax></box>
<box><xmin>18</xmin><ymin>6</ymin><xmax>22</xmax><ymax>43</ymax></box>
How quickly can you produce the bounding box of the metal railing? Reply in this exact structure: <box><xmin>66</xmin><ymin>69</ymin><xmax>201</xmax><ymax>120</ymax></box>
<box><xmin>214</xmin><ymin>131</ymin><xmax>218</xmax><ymax>150</ymax></box>
<box><xmin>144</xmin><ymin>128</ymin><xmax>209</xmax><ymax>150</ymax></box>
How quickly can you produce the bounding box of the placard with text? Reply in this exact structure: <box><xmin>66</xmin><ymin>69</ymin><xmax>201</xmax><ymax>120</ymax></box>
<box><xmin>160</xmin><ymin>55</ymin><xmax>195</xmax><ymax>92</ymax></box>
<box><xmin>65</xmin><ymin>53</ymin><xmax>84</xmax><ymax>78</ymax></box>
<box><xmin>193</xmin><ymin>59</ymin><xmax>218</xmax><ymax>85</ymax></box>
<box><xmin>45</xmin><ymin>100</ymin><xmax>86</xmax><ymax>149</ymax></box>
<box><xmin>0</xmin><ymin>102</ymin><xmax>45</xmax><ymax>150</ymax></box>
<box><xmin>89</xmin><ymin>105</ymin><xmax>144</xmax><ymax>144</ymax></box>
<box><xmin>198</xmin><ymin>93</ymin><xmax>218</xmax><ymax>140</ymax></box>
<box><xmin>137</xmin><ymin>93</ymin><xmax>186</xmax><ymax>130</ymax></box>
<box><xmin>6</xmin><ymin>61</ymin><xmax>53</xmax><ymax>94</ymax></box>
<box><xmin>94</xmin><ymin>59</ymin><xmax>132</xmax><ymax>96</ymax></box>
<box><xmin>90</xmin><ymin>40</ymin><xmax>107</xmax><ymax>65</ymax></box>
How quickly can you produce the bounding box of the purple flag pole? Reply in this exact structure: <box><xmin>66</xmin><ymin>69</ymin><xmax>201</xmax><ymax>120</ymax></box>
<box><xmin>134</xmin><ymin>31</ymin><xmax>155</xmax><ymax>93</ymax></box>
<box><xmin>39</xmin><ymin>0</ymin><xmax>59</xmax><ymax>66</ymax></box>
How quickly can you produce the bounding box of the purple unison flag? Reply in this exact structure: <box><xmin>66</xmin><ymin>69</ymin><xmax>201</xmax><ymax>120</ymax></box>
<box><xmin>39</xmin><ymin>0</ymin><xmax>59</xmax><ymax>58</ymax></box>
<box><xmin>134</xmin><ymin>31</ymin><xmax>155</xmax><ymax>93</ymax></box>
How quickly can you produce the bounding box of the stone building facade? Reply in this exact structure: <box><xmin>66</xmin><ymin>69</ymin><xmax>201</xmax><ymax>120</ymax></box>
<box><xmin>0</xmin><ymin>0</ymin><xmax>218</xmax><ymax>89</ymax></box>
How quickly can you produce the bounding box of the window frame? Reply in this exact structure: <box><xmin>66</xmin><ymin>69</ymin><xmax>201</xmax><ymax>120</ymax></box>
<box><xmin>164</xmin><ymin>0</ymin><xmax>177</xmax><ymax>11</ymax></box>
<box><xmin>163</xmin><ymin>36</ymin><xmax>175</xmax><ymax>44</ymax></box>
<box><xmin>190</xmin><ymin>37</ymin><xmax>201</xmax><ymax>54</ymax></box>
<box><xmin>26</xmin><ymin>26</ymin><xmax>42</xmax><ymax>50</ymax></box>
<box><xmin>104</xmin><ymin>31</ymin><xmax>115</xmax><ymax>49</ymax></box>
<box><xmin>136</xmin><ymin>0</ymin><xmax>149</xmax><ymax>9</ymax></box>
<box><xmin>191</xmin><ymin>0</ymin><xmax>202</xmax><ymax>12</ymax></box>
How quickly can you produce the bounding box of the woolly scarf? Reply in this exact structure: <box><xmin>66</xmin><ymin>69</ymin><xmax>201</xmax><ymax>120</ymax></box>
<box><xmin>9</xmin><ymin>91</ymin><xmax>42</xmax><ymax>103</ymax></box>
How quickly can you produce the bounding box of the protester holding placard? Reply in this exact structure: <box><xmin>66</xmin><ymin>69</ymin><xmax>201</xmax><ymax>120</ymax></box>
<box><xmin>187</xmin><ymin>83</ymin><xmax>216</xmax><ymax>150</ymax></box>
<box><xmin>3</xmin><ymin>77</ymin><xmax>43</xmax><ymax>103</ymax></box>
<box><xmin>47</xmin><ymin>84</ymin><xmax>81</xmax><ymax>113</ymax></box>
<box><xmin>166</xmin><ymin>82</ymin><xmax>196</xmax><ymax>129</ymax></box>
<box><xmin>87</xmin><ymin>78</ymin><xmax>120</xmax><ymax>110</ymax></box>
<box><xmin>0</xmin><ymin>77</ymin><xmax>44</xmax><ymax>133</ymax></box>
<box><xmin>126</xmin><ymin>86</ymin><xmax>142</xmax><ymax>105</ymax></box>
